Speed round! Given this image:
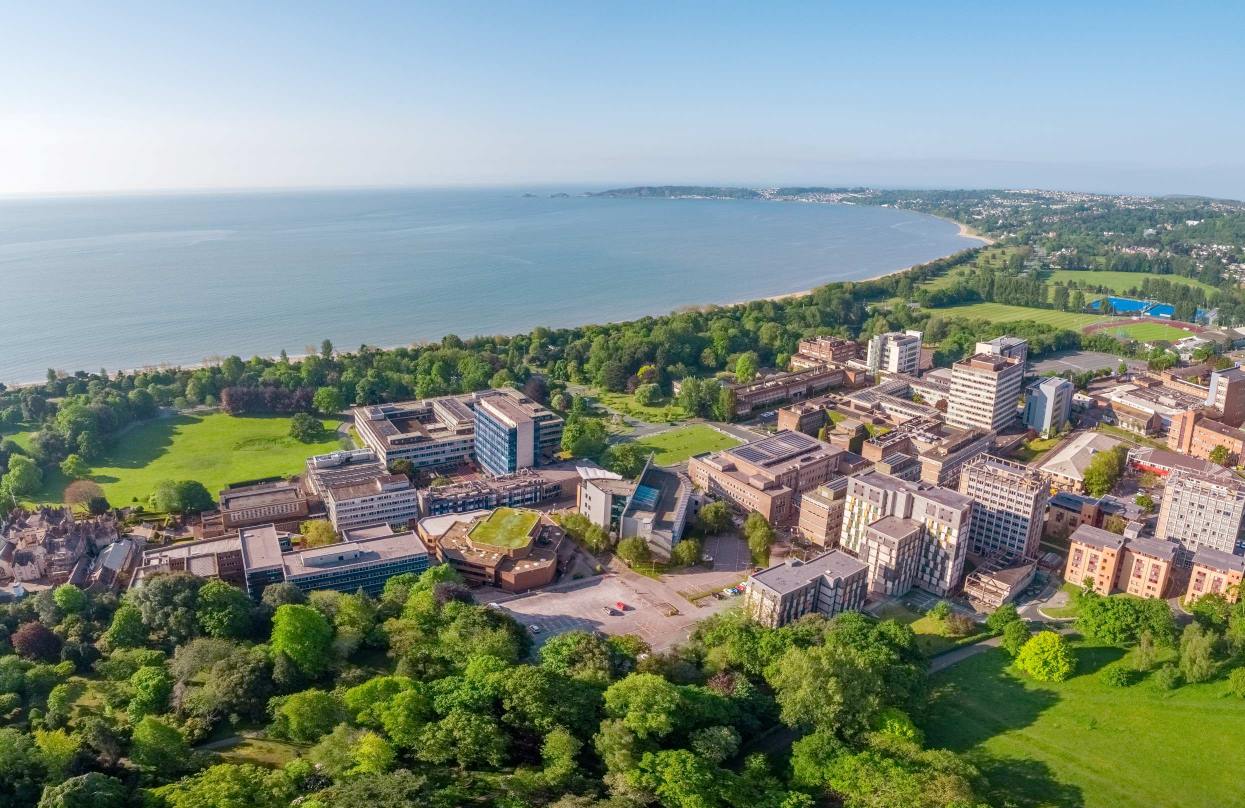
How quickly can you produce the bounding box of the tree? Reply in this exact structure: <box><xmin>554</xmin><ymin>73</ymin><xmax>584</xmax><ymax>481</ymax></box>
<box><xmin>313</xmin><ymin>386</ymin><xmax>344</xmax><ymax>415</ymax></box>
<box><xmin>127</xmin><ymin>572</ymin><xmax>203</xmax><ymax>645</ymax></box>
<box><xmin>300</xmin><ymin>519</ymin><xmax>338</xmax><ymax>549</ymax></box>
<box><xmin>1135</xmin><ymin>493</ymin><xmax>1156</xmax><ymax>513</ymax></box>
<box><xmin>271</xmin><ymin>604</ymin><xmax>334</xmax><ymax>676</ymax></box>
<box><xmin>767</xmin><ymin>643</ymin><xmax>885</xmax><ymax>737</ymax></box>
<box><xmin>1209</xmin><ymin>444</ymin><xmax>1233</xmax><ymax>467</ymax></box>
<box><xmin>273</xmin><ymin>688</ymin><xmax>342</xmax><ymax>743</ymax></box>
<box><xmin>0</xmin><ymin>728</ymin><xmax>45</xmax><ymax>805</ymax></box>
<box><xmin>633</xmin><ymin>383</ymin><xmax>660</xmax><ymax>407</ymax></box>
<box><xmin>149</xmin><ymin>480</ymin><xmax>215</xmax><ymax>514</ymax></box>
<box><xmin>153</xmin><ymin>763</ymin><xmax>292</xmax><ymax>808</ymax></box>
<box><xmin>603</xmin><ymin>673</ymin><xmax>683</xmax><ymax>740</ymax></box>
<box><xmin>416</xmin><ymin>709</ymin><xmax>508</xmax><ymax>769</ymax></box>
<box><xmin>1001</xmin><ymin>620</ymin><xmax>1031</xmax><ymax>658</ymax></box>
<box><xmin>1102</xmin><ymin>514</ymin><xmax>1128</xmax><ymax>534</ymax></box>
<box><xmin>58</xmin><ymin>454</ymin><xmax>90</xmax><ymax>479</ymax></box>
<box><xmin>616</xmin><ymin>537</ymin><xmax>651</xmax><ymax>567</ymax></box>
<box><xmin>927</xmin><ymin>601</ymin><xmax>952</xmax><ymax>622</ymax></box>
<box><xmin>1229</xmin><ymin>667</ymin><xmax>1245</xmax><ymax>699</ymax></box>
<box><xmin>1081</xmin><ymin>444</ymin><xmax>1127</xmax><ymax>496</ymax></box>
<box><xmin>697</xmin><ymin>500</ymin><xmax>732</xmax><ymax>535</ymax></box>
<box><xmin>12</xmin><ymin>622</ymin><xmax>62</xmax><ymax>662</ymax></box>
<box><xmin>561</xmin><ymin>415</ymin><xmax>608</xmax><ymax>459</ymax></box>
<box><xmin>734</xmin><ymin>352</ymin><xmax>759</xmax><ymax>383</ymax></box>
<box><xmin>260</xmin><ymin>582</ymin><xmax>307</xmax><ymax>609</ymax></box>
<box><xmin>196</xmin><ymin>579</ymin><xmax>253</xmax><ymax>639</ymax></box>
<box><xmin>985</xmin><ymin>603</ymin><xmax>1020</xmax><ymax>634</ymax></box>
<box><xmin>606</xmin><ymin>442</ymin><xmax>649</xmax><ymax>479</ymax></box>
<box><xmin>129</xmin><ymin>716</ymin><xmax>187</xmax><ymax>775</ymax></box>
<box><xmin>1015</xmin><ymin>631</ymin><xmax>1075</xmax><ymax>682</ymax></box>
<box><xmin>671</xmin><ymin>537</ymin><xmax>702</xmax><ymax>567</ymax></box>
<box><xmin>289</xmin><ymin>412</ymin><xmax>323</xmax><ymax>442</ymax></box>
<box><xmin>743</xmin><ymin>512</ymin><xmax>775</xmax><ymax>566</ymax></box>
<box><xmin>101</xmin><ymin>604</ymin><xmax>146</xmax><ymax>650</ymax></box>
<box><xmin>52</xmin><ymin>584</ymin><xmax>87</xmax><ymax>615</ymax></box>
<box><xmin>127</xmin><ymin>665</ymin><xmax>173</xmax><ymax>720</ymax></box>
<box><xmin>539</xmin><ymin>631</ymin><xmax>615</xmax><ymax>687</ymax></box>
<box><xmin>3</xmin><ymin>455</ymin><xmax>42</xmax><ymax>498</ymax></box>
<box><xmin>1179</xmin><ymin>623</ymin><xmax>1217</xmax><ymax>684</ymax></box>
<box><xmin>64</xmin><ymin>480</ymin><xmax>105</xmax><ymax>511</ymax></box>
<box><xmin>37</xmin><ymin>772</ymin><xmax>128</xmax><ymax>808</ymax></box>
<box><xmin>196</xmin><ymin>647</ymin><xmax>274</xmax><ymax>722</ymax></box>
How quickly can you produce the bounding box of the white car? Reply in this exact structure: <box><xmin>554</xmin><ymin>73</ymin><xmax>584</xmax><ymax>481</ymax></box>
<box><xmin>528</xmin><ymin>624</ymin><xmax>542</xmax><ymax>634</ymax></box>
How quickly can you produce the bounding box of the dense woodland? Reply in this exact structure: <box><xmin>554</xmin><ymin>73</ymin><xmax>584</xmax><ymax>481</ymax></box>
<box><xmin>0</xmin><ymin>568</ymin><xmax>1004</xmax><ymax>807</ymax></box>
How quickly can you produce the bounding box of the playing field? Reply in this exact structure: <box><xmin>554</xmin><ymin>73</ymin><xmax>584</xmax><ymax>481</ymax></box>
<box><xmin>627</xmin><ymin>424</ymin><xmax>742</xmax><ymax>465</ymax></box>
<box><xmin>467</xmin><ymin>507</ymin><xmax>541</xmax><ymax>547</ymax></box>
<box><xmin>934</xmin><ymin>302</ymin><xmax>1109</xmax><ymax>329</ymax></box>
<box><xmin>19</xmin><ymin>412</ymin><xmax>344</xmax><ymax>507</ymax></box>
<box><xmin>1047</xmin><ymin>270</ymin><xmax>1218</xmax><ymax>295</ymax></box>
<box><xmin>1095</xmin><ymin>322</ymin><xmax>1194</xmax><ymax>342</ymax></box>
<box><xmin>922</xmin><ymin>645</ymin><xmax>1245</xmax><ymax>808</ymax></box>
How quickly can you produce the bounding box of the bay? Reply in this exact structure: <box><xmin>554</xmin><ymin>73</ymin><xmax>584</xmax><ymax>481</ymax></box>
<box><xmin>0</xmin><ymin>188</ymin><xmax>977</xmax><ymax>383</ymax></box>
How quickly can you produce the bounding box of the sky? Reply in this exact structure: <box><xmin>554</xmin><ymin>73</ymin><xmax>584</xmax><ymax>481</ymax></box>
<box><xmin>4</xmin><ymin>1</ymin><xmax>1245</xmax><ymax>199</ymax></box>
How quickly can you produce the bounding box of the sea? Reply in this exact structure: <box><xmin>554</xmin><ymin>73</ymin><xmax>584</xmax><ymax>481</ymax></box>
<box><xmin>0</xmin><ymin>188</ymin><xmax>979</xmax><ymax>383</ymax></box>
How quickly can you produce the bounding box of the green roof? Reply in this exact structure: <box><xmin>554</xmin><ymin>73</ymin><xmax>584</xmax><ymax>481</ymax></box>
<box><xmin>467</xmin><ymin>507</ymin><xmax>540</xmax><ymax>549</ymax></box>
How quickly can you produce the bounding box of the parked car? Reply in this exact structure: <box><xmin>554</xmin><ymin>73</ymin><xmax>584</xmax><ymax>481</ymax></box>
<box><xmin>615</xmin><ymin>601</ymin><xmax>628</xmax><ymax>611</ymax></box>
<box><xmin>528</xmin><ymin>624</ymin><xmax>542</xmax><ymax>634</ymax></box>
<box><xmin>601</xmin><ymin>606</ymin><xmax>616</xmax><ymax>616</ymax></box>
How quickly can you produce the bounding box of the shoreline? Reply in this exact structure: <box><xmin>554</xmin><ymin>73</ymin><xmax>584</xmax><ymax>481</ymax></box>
<box><xmin>6</xmin><ymin>210</ymin><xmax>993</xmax><ymax>387</ymax></box>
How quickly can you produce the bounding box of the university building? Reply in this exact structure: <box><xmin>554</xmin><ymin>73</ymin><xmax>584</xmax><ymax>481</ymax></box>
<box><xmin>1155</xmin><ymin>468</ymin><xmax>1245</xmax><ymax>562</ymax></box>
<box><xmin>946</xmin><ymin>352</ymin><xmax>1025</xmax><ymax>432</ymax></box>
<box><xmin>472</xmin><ymin>388</ymin><xmax>564</xmax><ymax>476</ymax></box>
<box><xmin>958</xmin><ymin>455</ymin><xmax>1048</xmax><ymax>560</ymax></box>
<box><xmin>1064</xmin><ymin>524</ymin><xmax>1176</xmax><ymax>599</ymax></box>
<box><xmin>744</xmin><ymin>551</ymin><xmax>867</xmax><ymax>628</ymax></box>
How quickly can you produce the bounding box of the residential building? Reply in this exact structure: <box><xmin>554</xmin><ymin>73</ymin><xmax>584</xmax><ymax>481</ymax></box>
<box><xmin>725</xmin><ymin>365</ymin><xmax>845</xmax><ymax>417</ymax></box>
<box><xmin>1024</xmin><ymin>377</ymin><xmax>1073</xmax><ymax>436</ymax></box>
<box><xmin>353</xmin><ymin>395</ymin><xmax>478</xmax><ymax>468</ymax></box>
<box><xmin>1185</xmin><ymin>547</ymin><xmax>1245</xmax><ymax>604</ymax></box>
<box><xmin>1117</xmin><ymin>535</ymin><xmax>1177</xmax><ymax>599</ymax></box>
<box><xmin>1045</xmin><ymin>491</ymin><xmax>1127</xmax><ymax>538</ymax></box>
<box><xmin>1127</xmin><ymin>446</ymin><xmax>1238</xmax><ymax>481</ymax></box>
<box><xmin>202</xmin><ymin>479</ymin><xmax>311</xmax><ymax>537</ymax></box>
<box><xmin>1036</xmin><ymin>432</ymin><xmax>1122</xmax><ymax>492</ymax></box>
<box><xmin>416</xmin><ymin>508</ymin><xmax>564</xmax><ymax>592</ymax></box>
<box><xmin>688</xmin><ymin>431</ymin><xmax>863</xmax><ymax>524</ymax></box>
<box><xmin>946</xmin><ymin>353</ymin><xmax>1025</xmax><ymax>432</ymax></box>
<box><xmin>1064</xmin><ymin>525</ymin><xmax>1125</xmax><ymax>595</ymax></box>
<box><xmin>744</xmin><ymin>551</ymin><xmax>867</xmax><ymax>628</ymax></box>
<box><xmin>959</xmin><ymin>455</ymin><xmax>1048</xmax><ymax>559</ymax></box>
<box><xmin>797</xmin><ymin>479</ymin><xmax>850</xmax><ymax>547</ymax></box>
<box><xmin>838</xmin><ymin>471</ymin><xmax>974</xmax><ymax>596</ymax></box>
<box><xmin>0</xmin><ymin>508</ymin><xmax>121</xmax><ymax>586</ymax></box>
<box><xmin>1166</xmin><ymin>409</ymin><xmax>1245</xmax><ymax>464</ymax></box>
<box><xmin>865</xmin><ymin>331</ymin><xmax>923</xmax><ymax>376</ymax></box>
<box><xmin>1155</xmin><ymin>468</ymin><xmax>1245</xmax><ymax>562</ymax></box>
<box><xmin>976</xmin><ymin>336</ymin><xmax>1029</xmax><ymax>366</ymax></box>
<box><xmin>791</xmin><ymin>336</ymin><xmax>860</xmax><ymax>369</ymax></box>
<box><xmin>1206</xmin><ymin>366</ymin><xmax>1245</xmax><ymax>426</ymax></box>
<box><xmin>472</xmin><ymin>388</ymin><xmax>564</xmax><ymax>476</ymax></box>
<box><xmin>856</xmin><ymin>515</ymin><xmax>923</xmax><ymax>596</ymax></box>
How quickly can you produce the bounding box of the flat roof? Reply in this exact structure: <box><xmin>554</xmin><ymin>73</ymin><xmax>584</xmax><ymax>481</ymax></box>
<box><xmin>284</xmin><ymin>532</ymin><xmax>428</xmax><ymax>578</ymax></box>
<box><xmin>239</xmin><ymin>525</ymin><xmax>286</xmax><ymax>570</ymax></box>
<box><xmin>467</xmin><ymin>507</ymin><xmax>541</xmax><ymax>549</ymax></box>
<box><xmin>866</xmin><ymin>515</ymin><xmax>923</xmax><ymax>546</ymax></box>
<box><xmin>750</xmin><ymin>550</ymin><xmax>866</xmax><ymax>594</ymax></box>
<box><xmin>219</xmin><ymin>480</ymin><xmax>303</xmax><ymax>509</ymax></box>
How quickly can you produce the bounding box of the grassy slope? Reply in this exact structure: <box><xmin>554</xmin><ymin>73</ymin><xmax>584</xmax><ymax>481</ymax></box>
<box><xmin>922</xmin><ymin>645</ymin><xmax>1245</xmax><ymax>808</ymax></box>
<box><xmin>25</xmin><ymin>412</ymin><xmax>344</xmax><ymax>506</ymax></box>
<box><xmin>1047</xmin><ymin>270</ymin><xmax>1219</xmax><ymax>295</ymax></box>
<box><xmin>629</xmin><ymin>424</ymin><xmax>741</xmax><ymax>466</ymax></box>
<box><xmin>934</xmin><ymin>302</ymin><xmax>1110</xmax><ymax>329</ymax></box>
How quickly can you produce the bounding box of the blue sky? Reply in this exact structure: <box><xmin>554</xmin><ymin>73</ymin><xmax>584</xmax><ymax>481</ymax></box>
<box><xmin>4</xmin><ymin>1</ymin><xmax>1244</xmax><ymax>197</ymax></box>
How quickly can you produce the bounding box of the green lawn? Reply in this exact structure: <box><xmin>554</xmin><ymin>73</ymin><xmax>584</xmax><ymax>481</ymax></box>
<box><xmin>593</xmin><ymin>390</ymin><xmax>689</xmax><ymax>424</ymax></box>
<box><xmin>627</xmin><ymin>424</ymin><xmax>742</xmax><ymax>465</ymax></box>
<box><xmin>922</xmin><ymin>644</ymin><xmax>1245</xmax><ymax>808</ymax></box>
<box><xmin>872</xmin><ymin>601</ymin><xmax>986</xmax><ymax>656</ymax></box>
<box><xmin>919</xmin><ymin>247</ymin><xmax>1025</xmax><ymax>291</ymax></box>
<box><xmin>1040</xmin><ymin>583</ymin><xmax>1084</xmax><ymax>619</ymax></box>
<box><xmin>1097</xmin><ymin>322</ymin><xmax>1195</xmax><ymax>343</ymax></box>
<box><xmin>1014</xmin><ymin>435</ymin><xmax>1062</xmax><ymax>463</ymax></box>
<box><xmin>1094</xmin><ymin>424</ymin><xmax>1168</xmax><ymax>450</ymax></box>
<box><xmin>23</xmin><ymin>412</ymin><xmax>345</xmax><ymax>506</ymax></box>
<box><xmin>1047</xmin><ymin>270</ymin><xmax>1219</xmax><ymax>295</ymax></box>
<box><xmin>933</xmin><ymin>302</ymin><xmax>1110</xmax><ymax>330</ymax></box>
<box><xmin>213</xmin><ymin>737</ymin><xmax>306</xmax><ymax>768</ymax></box>
<box><xmin>467</xmin><ymin>507</ymin><xmax>541</xmax><ymax>548</ymax></box>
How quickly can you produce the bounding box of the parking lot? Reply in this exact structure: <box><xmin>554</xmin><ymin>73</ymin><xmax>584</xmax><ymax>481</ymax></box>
<box><xmin>1029</xmin><ymin>350</ymin><xmax>1146</xmax><ymax>376</ymax></box>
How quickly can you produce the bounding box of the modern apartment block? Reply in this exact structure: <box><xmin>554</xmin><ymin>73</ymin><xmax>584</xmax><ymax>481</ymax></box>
<box><xmin>791</xmin><ymin>335</ymin><xmax>860</xmax><ymax>369</ymax></box>
<box><xmin>131</xmin><ymin>523</ymin><xmax>429</xmax><ymax>598</ymax></box>
<box><xmin>976</xmin><ymin>336</ymin><xmax>1029</xmax><ymax>366</ymax></box>
<box><xmin>744</xmin><ymin>551</ymin><xmax>867</xmax><ymax>628</ymax></box>
<box><xmin>353</xmin><ymin>395</ymin><xmax>478</xmax><ymax>469</ymax></box>
<box><xmin>959</xmin><ymin>455</ymin><xmax>1048</xmax><ymax>559</ymax></box>
<box><xmin>1024</xmin><ymin>377</ymin><xmax>1073</xmax><ymax>436</ymax></box>
<box><xmin>1185</xmin><ymin>547</ymin><xmax>1245</xmax><ymax>604</ymax></box>
<box><xmin>946</xmin><ymin>353</ymin><xmax>1025</xmax><ymax>432</ymax></box>
<box><xmin>797</xmin><ymin>478</ymin><xmax>850</xmax><ymax>547</ymax></box>
<box><xmin>688</xmin><ymin>431</ymin><xmax>867</xmax><ymax>524</ymax></box>
<box><xmin>856</xmin><ymin>515</ymin><xmax>922</xmax><ymax>596</ymax></box>
<box><xmin>472</xmin><ymin>388</ymin><xmax>565</xmax><ymax>476</ymax></box>
<box><xmin>1167</xmin><ymin>409</ymin><xmax>1245</xmax><ymax>464</ymax></box>
<box><xmin>838</xmin><ymin>470</ymin><xmax>974</xmax><ymax>596</ymax></box>
<box><xmin>1206</xmin><ymin>366</ymin><xmax>1245</xmax><ymax>427</ymax></box>
<box><xmin>1155</xmin><ymin>468</ymin><xmax>1245</xmax><ymax>562</ymax></box>
<box><xmin>865</xmin><ymin>331</ymin><xmax>923</xmax><ymax>376</ymax></box>
<box><xmin>1064</xmin><ymin>524</ymin><xmax>1176</xmax><ymax>599</ymax></box>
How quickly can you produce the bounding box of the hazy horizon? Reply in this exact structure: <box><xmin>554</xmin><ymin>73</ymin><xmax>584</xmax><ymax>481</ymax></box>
<box><xmin>4</xmin><ymin>2</ymin><xmax>1244</xmax><ymax>199</ymax></box>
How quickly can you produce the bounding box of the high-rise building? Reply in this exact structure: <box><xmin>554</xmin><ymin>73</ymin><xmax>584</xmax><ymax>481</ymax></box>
<box><xmin>744</xmin><ymin>551</ymin><xmax>868</xmax><ymax>628</ymax></box>
<box><xmin>472</xmin><ymin>389</ymin><xmax>564</xmax><ymax>476</ymax></box>
<box><xmin>838</xmin><ymin>471</ymin><xmax>974</xmax><ymax>596</ymax></box>
<box><xmin>1155</xmin><ymin>468</ymin><xmax>1245</xmax><ymax>563</ymax></box>
<box><xmin>1206</xmin><ymin>366</ymin><xmax>1245</xmax><ymax>427</ymax></box>
<box><xmin>976</xmin><ymin>336</ymin><xmax>1029</xmax><ymax>366</ymax></box>
<box><xmin>946</xmin><ymin>353</ymin><xmax>1025</xmax><ymax>432</ymax></box>
<box><xmin>959</xmin><ymin>455</ymin><xmax>1048</xmax><ymax>559</ymax></box>
<box><xmin>857</xmin><ymin>515</ymin><xmax>923</xmax><ymax>596</ymax></box>
<box><xmin>1024</xmin><ymin>377</ymin><xmax>1073</xmax><ymax>436</ymax></box>
<box><xmin>865</xmin><ymin>331</ymin><xmax>923</xmax><ymax>376</ymax></box>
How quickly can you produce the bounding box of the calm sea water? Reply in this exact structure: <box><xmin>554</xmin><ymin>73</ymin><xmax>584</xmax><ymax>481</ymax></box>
<box><xmin>0</xmin><ymin>188</ymin><xmax>977</xmax><ymax>383</ymax></box>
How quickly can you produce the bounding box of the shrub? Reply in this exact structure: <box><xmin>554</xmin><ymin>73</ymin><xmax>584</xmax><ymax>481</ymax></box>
<box><xmin>1229</xmin><ymin>667</ymin><xmax>1245</xmax><ymax>699</ymax></box>
<box><xmin>928</xmin><ymin>601</ymin><xmax>952</xmax><ymax>622</ymax></box>
<box><xmin>1152</xmin><ymin>663</ymin><xmax>1181</xmax><ymax>691</ymax></box>
<box><xmin>985</xmin><ymin>603</ymin><xmax>1021</xmax><ymax>634</ymax></box>
<box><xmin>671</xmin><ymin>538</ymin><xmax>702</xmax><ymax>568</ymax></box>
<box><xmin>1001</xmin><ymin>620</ymin><xmax>1031</xmax><ymax>658</ymax></box>
<box><xmin>1099</xmin><ymin>663</ymin><xmax>1134</xmax><ymax>687</ymax></box>
<box><xmin>1015</xmin><ymin>632</ymin><xmax>1075</xmax><ymax>682</ymax></box>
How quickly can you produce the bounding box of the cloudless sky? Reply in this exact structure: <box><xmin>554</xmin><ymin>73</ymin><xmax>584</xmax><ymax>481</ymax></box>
<box><xmin>4</xmin><ymin>1</ymin><xmax>1245</xmax><ymax>198</ymax></box>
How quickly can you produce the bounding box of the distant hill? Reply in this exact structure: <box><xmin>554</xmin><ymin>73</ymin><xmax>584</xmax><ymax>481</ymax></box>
<box><xmin>590</xmin><ymin>186</ymin><xmax>761</xmax><ymax>199</ymax></box>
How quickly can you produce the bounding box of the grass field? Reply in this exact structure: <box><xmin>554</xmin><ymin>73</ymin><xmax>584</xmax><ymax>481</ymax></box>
<box><xmin>919</xmin><ymin>246</ymin><xmax>1025</xmax><ymax>291</ymax></box>
<box><xmin>923</xmin><ymin>644</ymin><xmax>1245</xmax><ymax>808</ymax></box>
<box><xmin>1096</xmin><ymin>322</ymin><xmax>1194</xmax><ymax>342</ymax></box>
<box><xmin>21</xmin><ymin>412</ymin><xmax>345</xmax><ymax>506</ymax></box>
<box><xmin>1014</xmin><ymin>435</ymin><xmax>1062</xmax><ymax>463</ymax></box>
<box><xmin>593</xmin><ymin>390</ymin><xmax>689</xmax><ymax>424</ymax></box>
<box><xmin>468</xmin><ymin>507</ymin><xmax>541</xmax><ymax>548</ymax></box>
<box><xmin>626</xmin><ymin>424</ymin><xmax>741</xmax><ymax>466</ymax></box>
<box><xmin>1047</xmin><ymin>270</ymin><xmax>1219</xmax><ymax>295</ymax></box>
<box><xmin>872</xmin><ymin>601</ymin><xmax>988</xmax><ymax>656</ymax></box>
<box><xmin>934</xmin><ymin>302</ymin><xmax>1110</xmax><ymax>329</ymax></box>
